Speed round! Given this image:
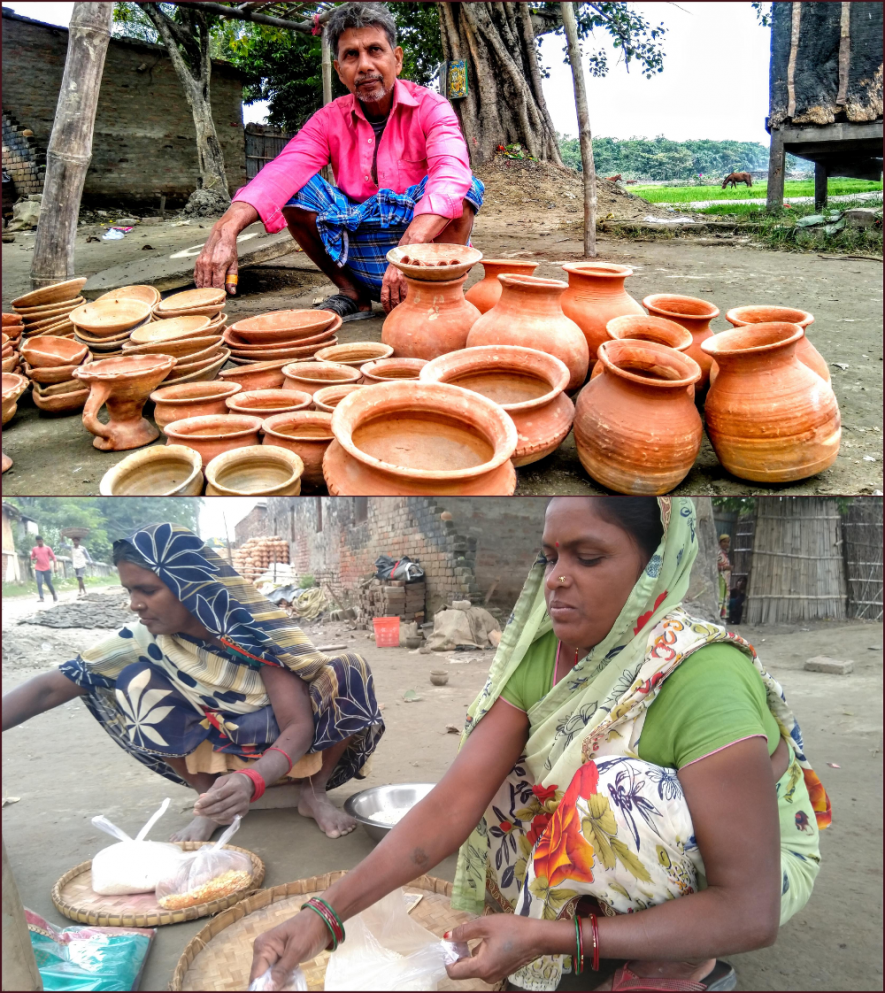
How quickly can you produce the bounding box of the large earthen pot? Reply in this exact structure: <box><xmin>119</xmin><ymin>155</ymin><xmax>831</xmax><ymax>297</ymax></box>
<box><xmin>467</xmin><ymin>275</ymin><xmax>589</xmax><ymax>392</ymax></box>
<box><xmin>381</xmin><ymin>274</ymin><xmax>481</xmax><ymax>360</ymax></box>
<box><xmin>99</xmin><ymin>445</ymin><xmax>203</xmax><ymax>496</ymax></box>
<box><xmin>359</xmin><ymin>357</ymin><xmax>427</xmax><ymax>385</ymax></box>
<box><xmin>420</xmin><ymin>345</ymin><xmax>573</xmax><ymax>467</ymax></box>
<box><xmin>642</xmin><ymin>294</ymin><xmax>719</xmax><ymax>388</ymax></box>
<box><xmin>590</xmin><ymin>315</ymin><xmax>693</xmax><ymax>388</ymax></box>
<box><xmin>281</xmin><ymin>361</ymin><xmax>362</xmax><ymax>397</ymax></box>
<box><xmin>561</xmin><ymin>262</ymin><xmax>644</xmax><ymax>365</ymax></box>
<box><xmin>262</xmin><ymin>410</ymin><xmax>334</xmax><ymax>492</ymax></box>
<box><xmin>149</xmin><ymin>381</ymin><xmax>242</xmax><ymax>431</ymax></box>
<box><xmin>701</xmin><ymin>322</ymin><xmax>841</xmax><ymax>483</ymax></box>
<box><xmin>73</xmin><ymin>354</ymin><xmax>176</xmax><ymax>451</ymax></box>
<box><xmin>204</xmin><ymin>445</ymin><xmax>304</xmax><ymax>496</ymax></box>
<box><xmin>574</xmin><ymin>339</ymin><xmax>703</xmax><ymax>495</ymax></box>
<box><xmin>724</xmin><ymin>305</ymin><xmax>830</xmax><ymax>384</ymax></box>
<box><xmin>465</xmin><ymin>259</ymin><xmax>540</xmax><ymax>314</ymax></box>
<box><xmin>324</xmin><ymin>381</ymin><xmax>517</xmax><ymax>495</ymax></box>
<box><xmin>163</xmin><ymin>413</ymin><xmax>263</xmax><ymax>464</ymax></box>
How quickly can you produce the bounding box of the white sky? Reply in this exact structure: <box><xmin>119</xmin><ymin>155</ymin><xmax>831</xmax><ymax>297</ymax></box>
<box><xmin>6</xmin><ymin>2</ymin><xmax>772</xmax><ymax>143</ymax></box>
<box><xmin>198</xmin><ymin>498</ymin><xmax>259</xmax><ymax>542</ymax></box>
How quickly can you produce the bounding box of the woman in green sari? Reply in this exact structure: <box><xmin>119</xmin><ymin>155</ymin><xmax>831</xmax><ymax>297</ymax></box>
<box><xmin>251</xmin><ymin>497</ymin><xmax>829</xmax><ymax>992</ymax></box>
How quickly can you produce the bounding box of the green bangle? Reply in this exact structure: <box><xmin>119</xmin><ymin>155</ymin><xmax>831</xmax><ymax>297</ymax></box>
<box><xmin>574</xmin><ymin>915</ymin><xmax>583</xmax><ymax>975</ymax></box>
<box><xmin>313</xmin><ymin>896</ymin><xmax>346</xmax><ymax>941</ymax></box>
<box><xmin>301</xmin><ymin>901</ymin><xmax>339</xmax><ymax>951</ymax></box>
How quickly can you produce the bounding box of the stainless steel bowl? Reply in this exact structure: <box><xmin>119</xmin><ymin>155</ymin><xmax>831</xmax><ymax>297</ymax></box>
<box><xmin>344</xmin><ymin>783</ymin><xmax>435</xmax><ymax>843</ymax></box>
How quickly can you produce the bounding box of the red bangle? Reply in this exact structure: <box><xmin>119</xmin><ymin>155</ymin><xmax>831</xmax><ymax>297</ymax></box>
<box><xmin>234</xmin><ymin>768</ymin><xmax>266</xmax><ymax>802</ymax></box>
<box><xmin>265</xmin><ymin>745</ymin><xmax>294</xmax><ymax>771</ymax></box>
<box><xmin>589</xmin><ymin>912</ymin><xmax>600</xmax><ymax>971</ymax></box>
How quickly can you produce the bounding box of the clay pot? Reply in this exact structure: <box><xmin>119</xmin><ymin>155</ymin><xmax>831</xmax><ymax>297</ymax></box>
<box><xmin>465</xmin><ymin>260</ymin><xmax>540</xmax><ymax>314</ymax></box>
<box><xmin>21</xmin><ymin>336</ymin><xmax>89</xmax><ymax>369</ymax></box>
<box><xmin>386</xmin><ymin>243</ymin><xmax>483</xmax><ymax>282</ymax></box>
<box><xmin>312</xmin><ymin>384</ymin><xmax>367</xmax><ymax>413</ymax></box>
<box><xmin>420</xmin><ymin>345</ymin><xmax>574</xmax><ymax>467</ymax></box>
<box><xmin>149</xmin><ymin>381</ymin><xmax>242</xmax><ymax>431</ymax></box>
<box><xmin>725</xmin><ymin>305</ymin><xmax>830</xmax><ymax>383</ymax></box>
<box><xmin>590</xmin><ymin>315</ymin><xmax>693</xmax><ymax>391</ymax></box>
<box><xmin>2</xmin><ymin>373</ymin><xmax>29</xmax><ymax>425</ymax></box>
<box><xmin>218</xmin><ymin>358</ymin><xmax>293</xmax><ymax>391</ymax></box>
<box><xmin>359</xmin><ymin>358</ymin><xmax>427</xmax><ymax>384</ymax></box>
<box><xmin>467</xmin><ymin>275</ymin><xmax>589</xmax><ymax>392</ymax></box>
<box><xmin>205</xmin><ymin>445</ymin><xmax>304</xmax><ymax>496</ymax></box>
<box><xmin>226</xmin><ymin>389</ymin><xmax>313</xmax><ymax>417</ymax></box>
<box><xmin>315</xmin><ymin>342</ymin><xmax>394</xmax><ymax>368</ymax></box>
<box><xmin>262</xmin><ymin>411</ymin><xmax>334</xmax><ymax>492</ymax></box>
<box><xmin>560</xmin><ymin>262</ymin><xmax>644</xmax><ymax>364</ymax></box>
<box><xmin>642</xmin><ymin>294</ymin><xmax>719</xmax><ymax>388</ymax></box>
<box><xmin>324</xmin><ymin>381</ymin><xmax>517</xmax><ymax>495</ymax></box>
<box><xmin>99</xmin><ymin>444</ymin><xmax>203</xmax><ymax>495</ymax></box>
<box><xmin>430</xmin><ymin>670</ymin><xmax>449</xmax><ymax>686</ymax></box>
<box><xmin>382</xmin><ymin>274</ymin><xmax>481</xmax><ymax>360</ymax></box>
<box><xmin>32</xmin><ymin>384</ymin><xmax>89</xmax><ymax>414</ymax></box>
<box><xmin>574</xmin><ymin>339</ymin><xmax>703</xmax><ymax>494</ymax></box>
<box><xmin>74</xmin><ymin>354</ymin><xmax>176</xmax><ymax>451</ymax></box>
<box><xmin>281</xmin><ymin>361</ymin><xmax>362</xmax><ymax>396</ymax></box>
<box><xmin>701</xmin><ymin>322</ymin><xmax>841</xmax><ymax>483</ymax></box>
<box><xmin>164</xmin><ymin>413</ymin><xmax>264</xmax><ymax>464</ymax></box>
<box><xmin>228</xmin><ymin>309</ymin><xmax>335</xmax><ymax>345</ymax></box>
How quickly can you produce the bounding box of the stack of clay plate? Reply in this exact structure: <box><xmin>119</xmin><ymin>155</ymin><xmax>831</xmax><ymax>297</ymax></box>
<box><xmin>22</xmin><ymin>335</ymin><xmax>92</xmax><ymax>414</ymax></box>
<box><xmin>2</xmin><ymin>315</ymin><xmax>23</xmax><ymax>374</ymax></box>
<box><xmin>93</xmin><ymin>284</ymin><xmax>162</xmax><ymax>309</ymax></box>
<box><xmin>10</xmin><ymin>277</ymin><xmax>88</xmax><ymax>341</ymax></box>
<box><xmin>223</xmin><ymin>310</ymin><xmax>341</xmax><ymax>365</ymax></box>
<box><xmin>124</xmin><ymin>315</ymin><xmax>229</xmax><ymax>386</ymax></box>
<box><xmin>69</xmin><ymin>298</ymin><xmax>153</xmax><ymax>361</ymax></box>
<box><xmin>153</xmin><ymin>288</ymin><xmax>227</xmax><ymax>336</ymax></box>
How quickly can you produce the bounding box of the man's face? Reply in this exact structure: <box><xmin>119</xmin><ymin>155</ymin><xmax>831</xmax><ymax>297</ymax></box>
<box><xmin>36</xmin><ymin>539</ymin><xmax>43</xmax><ymax>547</ymax></box>
<box><xmin>333</xmin><ymin>26</ymin><xmax>403</xmax><ymax>109</ymax></box>
<box><xmin>73</xmin><ymin>538</ymin><xmax>80</xmax><ymax>547</ymax></box>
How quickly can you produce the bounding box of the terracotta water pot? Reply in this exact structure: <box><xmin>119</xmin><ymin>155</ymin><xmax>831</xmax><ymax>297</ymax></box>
<box><xmin>163</xmin><ymin>413</ymin><xmax>263</xmax><ymax>463</ymax></box>
<box><xmin>464</xmin><ymin>259</ymin><xmax>540</xmax><ymax>314</ymax></box>
<box><xmin>324</xmin><ymin>381</ymin><xmax>518</xmax><ymax>495</ymax></box>
<box><xmin>574</xmin><ymin>339</ymin><xmax>703</xmax><ymax>494</ymax></box>
<box><xmin>263</xmin><ymin>410</ymin><xmax>334</xmax><ymax>492</ymax></box>
<box><xmin>701</xmin><ymin>322</ymin><xmax>841</xmax><ymax>483</ymax></box>
<box><xmin>218</xmin><ymin>358</ymin><xmax>293</xmax><ymax>391</ymax></box>
<box><xmin>314</xmin><ymin>341</ymin><xmax>394</xmax><ymax>368</ymax></box>
<box><xmin>560</xmin><ymin>262</ymin><xmax>645</xmax><ymax>365</ymax></box>
<box><xmin>281</xmin><ymin>361</ymin><xmax>362</xmax><ymax>396</ymax></box>
<box><xmin>74</xmin><ymin>354</ymin><xmax>176</xmax><ymax>451</ymax></box>
<box><xmin>226</xmin><ymin>389</ymin><xmax>313</xmax><ymax>417</ymax></box>
<box><xmin>381</xmin><ymin>274</ymin><xmax>480</xmax><ymax>360</ymax></box>
<box><xmin>205</xmin><ymin>445</ymin><xmax>304</xmax><ymax>496</ymax></box>
<box><xmin>149</xmin><ymin>381</ymin><xmax>242</xmax><ymax>431</ymax></box>
<box><xmin>467</xmin><ymin>275</ymin><xmax>589</xmax><ymax>392</ymax></box>
<box><xmin>312</xmin><ymin>384</ymin><xmax>367</xmax><ymax>413</ymax></box>
<box><xmin>420</xmin><ymin>345</ymin><xmax>574</xmax><ymax>467</ymax></box>
<box><xmin>589</xmin><ymin>315</ymin><xmax>693</xmax><ymax>393</ymax></box>
<box><xmin>99</xmin><ymin>444</ymin><xmax>203</xmax><ymax>496</ymax></box>
<box><xmin>724</xmin><ymin>305</ymin><xmax>830</xmax><ymax>383</ymax></box>
<box><xmin>642</xmin><ymin>294</ymin><xmax>719</xmax><ymax>388</ymax></box>
<box><xmin>359</xmin><ymin>357</ymin><xmax>427</xmax><ymax>384</ymax></box>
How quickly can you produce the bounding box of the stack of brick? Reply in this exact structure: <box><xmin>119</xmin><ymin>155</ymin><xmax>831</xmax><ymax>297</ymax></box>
<box><xmin>232</xmin><ymin>536</ymin><xmax>290</xmax><ymax>582</ymax></box>
<box><xmin>357</xmin><ymin>577</ymin><xmax>426</xmax><ymax>624</ymax></box>
<box><xmin>2</xmin><ymin>113</ymin><xmax>45</xmax><ymax>202</ymax></box>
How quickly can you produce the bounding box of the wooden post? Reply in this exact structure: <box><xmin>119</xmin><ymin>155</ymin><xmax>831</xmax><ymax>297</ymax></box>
<box><xmin>814</xmin><ymin>161</ymin><xmax>828</xmax><ymax>210</ymax></box>
<box><xmin>766</xmin><ymin>128</ymin><xmax>786</xmax><ymax>212</ymax></box>
<box><xmin>29</xmin><ymin>2</ymin><xmax>112</xmax><ymax>289</ymax></box>
<box><xmin>321</xmin><ymin>30</ymin><xmax>335</xmax><ymax>185</ymax></box>
<box><xmin>560</xmin><ymin>1</ymin><xmax>596</xmax><ymax>257</ymax></box>
<box><xmin>2</xmin><ymin>839</ymin><xmax>43</xmax><ymax>991</ymax></box>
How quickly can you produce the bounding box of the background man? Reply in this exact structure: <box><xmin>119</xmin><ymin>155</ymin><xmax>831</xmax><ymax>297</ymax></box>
<box><xmin>68</xmin><ymin>536</ymin><xmax>94</xmax><ymax>598</ymax></box>
<box><xmin>30</xmin><ymin>536</ymin><xmax>58</xmax><ymax>603</ymax></box>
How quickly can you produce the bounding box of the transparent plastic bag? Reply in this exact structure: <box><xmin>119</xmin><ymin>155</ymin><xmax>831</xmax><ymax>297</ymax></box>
<box><xmin>324</xmin><ymin>889</ymin><xmax>468</xmax><ymax>992</ymax></box>
<box><xmin>247</xmin><ymin>966</ymin><xmax>308</xmax><ymax>991</ymax></box>
<box><xmin>155</xmin><ymin>815</ymin><xmax>253</xmax><ymax>910</ymax></box>
<box><xmin>90</xmin><ymin>798</ymin><xmax>188</xmax><ymax>896</ymax></box>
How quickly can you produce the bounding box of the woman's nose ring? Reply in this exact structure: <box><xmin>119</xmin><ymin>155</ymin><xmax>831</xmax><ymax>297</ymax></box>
<box><xmin>558</xmin><ymin>576</ymin><xmax>566</xmax><ymax>584</ymax></box>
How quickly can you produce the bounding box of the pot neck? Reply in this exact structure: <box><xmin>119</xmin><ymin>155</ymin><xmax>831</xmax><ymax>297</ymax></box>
<box><xmin>499</xmin><ymin>281</ymin><xmax>566</xmax><ymax>314</ymax></box>
<box><xmin>712</xmin><ymin>338</ymin><xmax>800</xmax><ymax>370</ymax></box>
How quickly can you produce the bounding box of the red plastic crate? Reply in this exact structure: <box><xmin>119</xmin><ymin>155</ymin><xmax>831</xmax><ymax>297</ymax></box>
<box><xmin>373</xmin><ymin>616</ymin><xmax>400</xmax><ymax>647</ymax></box>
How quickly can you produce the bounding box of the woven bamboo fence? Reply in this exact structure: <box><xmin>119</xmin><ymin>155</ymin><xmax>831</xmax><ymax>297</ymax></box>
<box><xmin>843</xmin><ymin>500</ymin><xmax>883</xmax><ymax>620</ymax></box>
<box><xmin>730</xmin><ymin>513</ymin><xmax>756</xmax><ymax>587</ymax></box>
<box><xmin>746</xmin><ymin>499</ymin><xmax>847</xmax><ymax>624</ymax></box>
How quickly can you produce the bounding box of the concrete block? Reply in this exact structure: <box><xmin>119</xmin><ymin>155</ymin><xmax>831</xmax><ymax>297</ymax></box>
<box><xmin>804</xmin><ymin>656</ymin><xmax>854</xmax><ymax>675</ymax></box>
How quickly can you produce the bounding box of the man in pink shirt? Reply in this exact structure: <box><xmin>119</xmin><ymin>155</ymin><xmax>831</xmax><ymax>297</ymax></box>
<box><xmin>195</xmin><ymin>2</ymin><xmax>483</xmax><ymax>318</ymax></box>
<box><xmin>30</xmin><ymin>536</ymin><xmax>58</xmax><ymax>602</ymax></box>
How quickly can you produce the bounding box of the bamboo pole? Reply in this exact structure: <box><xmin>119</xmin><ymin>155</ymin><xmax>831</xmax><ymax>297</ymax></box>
<box><xmin>29</xmin><ymin>2</ymin><xmax>112</xmax><ymax>288</ymax></box>
<box><xmin>321</xmin><ymin>28</ymin><xmax>334</xmax><ymax>185</ymax></box>
<box><xmin>560</xmin><ymin>1</ymin><xmax>596</xmax><ymax>257</ymax></box>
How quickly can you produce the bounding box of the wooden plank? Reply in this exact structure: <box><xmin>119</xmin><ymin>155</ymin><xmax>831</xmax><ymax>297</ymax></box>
<box><xmin>780</xmin><ymin>121</ymin><xmax>883</xmax><ymax>144</ymax></box>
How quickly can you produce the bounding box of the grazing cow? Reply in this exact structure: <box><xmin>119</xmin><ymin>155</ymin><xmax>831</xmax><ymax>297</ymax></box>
<box><xmin>605</xmin><ymin>174</ymin><xmax>622</xmax><ymax>183</ymax></box>
<box><xmin>722</xmin><ymin>172</ymin><xmax>753</xmax><ymax>189</ymax></box>
<box><xmin>625</xmin><ymin>179</ymin><xmax>638</xmax><ymax>185</ymax></box>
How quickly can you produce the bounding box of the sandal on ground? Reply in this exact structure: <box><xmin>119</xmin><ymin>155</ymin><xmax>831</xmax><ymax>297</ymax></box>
<box><xmin>610</xmin><ymin>960</ymin><xmax>737</xmax><ymax>991</ymax></box>
<box><xmin>313</xmin><ymin>293</ymin><xmax>376</xmax><ymax>321</ymax></box>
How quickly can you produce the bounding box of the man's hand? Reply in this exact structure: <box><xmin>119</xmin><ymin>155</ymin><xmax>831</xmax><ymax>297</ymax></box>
<box><xmin>193</xmin><ymin>772</ymin><xmax>254</xmax><ymax>823</ymax></box>
<box><xmin>194</xmin><ymin>202</ymin><xmax>259</xmax><ymax>296</ymax></box>
<box><xmin>380</xmin><ymin>263</ymin><xmax>408</xmax><ymax>313</ymax></box>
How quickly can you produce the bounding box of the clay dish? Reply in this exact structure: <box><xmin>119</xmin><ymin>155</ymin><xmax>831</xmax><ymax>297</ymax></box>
<box><xmin>23</xmin><ymin>310</ymin><xmax>84</xmax><ymax>334</ymax></box>
<box><xmin>26</xmin><ymin>319</ymin><xmax>75</xmax><ymax>339</ymax></box>
<box><xmin>168</xmin><ymin>341</ymin><xmax>225</xmax><ymax>369</ymax></box>
<box><xmin>73</xmin><ymin>324</ymin><xmax>134</xmax><ymax>346</ymax></box>
<box><xmin>150</xmin><ymin>381</ymin><xmax>242</xmax><ymax>431</ymax></box>
<box><xmin>226</xmin><ymin>388</ymin><xmax>313</xmax><ymax>417</ymax></box>
<box><xmin>153</xmin><ymin>302</ymin><xmax>225</xmax><ymax>320</ymax></box>
<box><xmin>100</xmin><ymin>445</ymin><xmax>203</xmax><ymax>496</ymax></box>
<box><xmin>1</xmin><ymin>356</ymin><xmax>20</xmax><ymax>373</ymax></box>
<box><xmin>33</xmin><ymin>378</ymin><xmax>85</xmax><ymax>398</ymax></box>
<box><xmin>387</xmin><ymin>243</ymin><xmax>482</xmax><ymax>281</ymax></box>
<box><xmin>228</xmin><ymin>336</ymin><xmax>338</xmax><ymax>363</ymax></box>
<box><xmin>94</xmin><ymin>285</ymin><xmax>161</xmax><ymax>308</ymax></box>
<box><xmin>11</xmin><ymin>277</ymin><xmax>88</xmax><ymax>310</ymax></box>
<box><xmin>164</xmin><ymin>413</ymin><xmax>264</xmax><ymax>463</ymax></box>
<box><xmin>312</xmin><ymin>383</ymin><xmax>367</xmax><ymax>413</ymax></box>
<box><xmin>281</xmin><ymin>361</ymin><xmax>362</xmax><ymax>396</ymax></box>
<box><xmin>129</xmin><ymin>315</ymin><xmax>212</xmax><ymax>346</ymax></box>
<box><xmin>123</xmin><ymin>334</ymin><xmax>223</xmax><ymax>359</ymax></box>
<box><xmin>262</xmin><ymin>410</ymin><xmax>334</xmax><ymax>491</ymax></box>
<box><xmin>205</xmin><ymin>445</ymin><xmax>304</xmax><ymax>496</ymax></box>
<box><xmin>32</xmin><ymin>384</ymin><xmax>89</xmax><ymax>413</ymax></box>
<box><xmin>170</xmin><ymin>347</ymin><xmax>229</xmax><ymax>377</ymax></box>
<box><xmin>161</xmin><ymin>352</ymin><xmax>229</xmax><ymax>386</ymax></box>
<box><xmin>16</xmin><ymin>297</ymin><xmax>85</xmax><ymax>320</ymax></box>
<box><xmin>155</xmin><ymin>287</ymin><xmax>226</xmax><ymax>313</ymax></box>
<box><xmin>227</xmin><ymin>309</ymin><xmax>337</xmax><ymax>345</ymax></box>
<box><xmin>360</xmin><ymin>357</ymin><xmax>428</xmax><ymax>384</ymax></box>
<box><xmin>25</xmin><ymin>356</ymin><xmax>92</xmax><ymax>385</ymax></box>
<box><xmin>223</xmin><ymin>322</ymin><xmax>340</xmax><ymax>353</ymax></box>
<box><xmin>315</xmin><ymin>342</ymin><xmax>394</xmax><ymax>368</ymax></box>
<box><xmin>21</xmin><ymin>336</ymin><xmax>88</xmax><ymax>369</ymax></box>
<box><xmin>2</xmin><ymin>313</ymin><xmax>24</xmax><ymax>328</ymax></box>
<box><xmin>2</xmin><ymin>372</ymin><xmax>28</xmax><ymax>401</ymax></box>
<box><xmin>218</xmin><ymin>358</ymin><xmax>295</xmax><ymax>391</ymax></box>
<box><xmin>69</xmin><ymin>299</ymin><xmax>152</xmax><ymax>337</ymax></box>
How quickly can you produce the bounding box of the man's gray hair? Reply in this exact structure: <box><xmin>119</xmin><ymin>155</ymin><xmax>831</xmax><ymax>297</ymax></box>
<box><xmin>325</xmin><ymin>2</ymin><xmax>397</xmax><ymax>59</ymax></box>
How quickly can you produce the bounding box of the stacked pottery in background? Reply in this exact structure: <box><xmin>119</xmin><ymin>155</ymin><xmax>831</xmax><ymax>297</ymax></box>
<box><xmin>21</xmin><ymin>336</ymin><xmax>92</xmax><ymax>415</ymax></box>
<box><xmin>70</xmin><ymin>297</ymin><xmax>153</xmax><ymax>361</ymax></box>
<box><xmin>125</xmin><ymin>315</ymin><xmax>227</xmax><ymax>386</ymax></box>
<box><xmin>10</xmin><ymin>277</ymin><xmax>87</xmax><ymax>342</ymax></box>
<box><xmin>223</xmin><ymin>309</ymin><xmax>341</xmax><ymax>365</ymax></box>
<box><xmin>2</xmin><ymin>371</ymin><xmax>29</xmax><ymax>472</ymax></box>
<box><xmin>232</xmin><ymin>536</ymin><xmax>290</xmax><ymax>583</ymax></box>
<box><xmin>2</xmin><ymin>315</ymin><xmax>23</xmax><ymax>374</ymax></box>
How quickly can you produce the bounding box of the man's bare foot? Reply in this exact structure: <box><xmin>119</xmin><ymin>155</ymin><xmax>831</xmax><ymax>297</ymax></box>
<box><xmin>592</xmin><ymin>958</ymin><xmax>718</xmax><ymax>990</ymax></box>
<box><xmin>298</xmin><ymin>788</ymin><xmax>357</xmax><ymax>839</ymax></box>
<box><xmin>170</xmin><ymin>814</ymin><xmax>221</xmax><ymax>843</ymax></box>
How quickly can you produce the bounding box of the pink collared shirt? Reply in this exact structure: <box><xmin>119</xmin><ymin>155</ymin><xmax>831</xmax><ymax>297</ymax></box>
<box><xmin>233</xmin><ymin>79</ymin><xmax>473</xmax><ymax>234</ymax></box>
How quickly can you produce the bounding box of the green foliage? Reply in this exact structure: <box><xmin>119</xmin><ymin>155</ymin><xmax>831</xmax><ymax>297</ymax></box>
<box><xmin>634</xmin><ymin>178</ymin><xmax>881</xmax><ymax>202</ymax></box>
<box><xmin>299</xmin><ymin>574</ymin><xmax>317</xmax><ymax>588</ymax></box>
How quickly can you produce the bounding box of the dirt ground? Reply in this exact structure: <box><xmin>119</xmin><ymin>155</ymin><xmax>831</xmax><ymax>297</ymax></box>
<box><xmin>2</xmin><ymin>166</ymin><xmax>882</xmax><ymax>496</ymax></box>
<box><xmin>1</xmin><ymin>584</ymin><xmax>882</xmax><ymax>992</ymax></box>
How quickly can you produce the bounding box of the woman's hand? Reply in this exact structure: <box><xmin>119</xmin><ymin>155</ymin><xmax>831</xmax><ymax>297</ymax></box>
<box><xmin>193</xmin><ymin>772</ymin><xmax>253</xmax><ymax>823</ymax></box>
<box><xmin>444</xmin><ymin>916</ymin><xmax>547</xmax><ymax>984</ymax></box>
<box><xmin>250</xmin><ymin>909</ymin><xmax>331</xmax><ymax>988</ymax></box>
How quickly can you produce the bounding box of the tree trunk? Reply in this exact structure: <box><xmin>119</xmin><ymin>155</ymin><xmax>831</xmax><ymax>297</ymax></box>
<box><xmin>29</xmin><ymin>2</ymin><xmax>112</xmax><ymax>289</ymax></box>
<box><xmin>439</xmin><ymin>2</ymin><xmax>562</xmax><ymax>167</ymax></box>
<box><xmin>684</xmin><ymin>497</ymin><xmax>721</xmax><ymax>623</ymax></box>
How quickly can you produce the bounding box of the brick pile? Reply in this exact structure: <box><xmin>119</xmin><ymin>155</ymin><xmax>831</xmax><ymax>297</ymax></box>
<box><xmin>358</xmin><ymin>578</ymin><xmax>426</xmax><ymax>624</ymax></box>
<box><xmin>2</xmin><ymin>112</ymin><xmax>45</xmax><ymax>202</ymax></box>
<box><xmin>232</xmin><ymin>536</ymin><xmax>289</xmax><ymax>582</ymax></box>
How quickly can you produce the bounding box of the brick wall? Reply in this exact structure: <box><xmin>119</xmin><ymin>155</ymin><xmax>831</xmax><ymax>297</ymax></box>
<box><xmin>2</xmin><ymin>112</ymin><xmax>45</xmax><ymax>198</ymax></box>
<box><xmin>264</xmin><ymin>498</ymin><xmax>547</xmax><ymax>617</ymax></box>
<box><xmin>234</xmin><ymin>503</ymin><xmax>269</xmax><ymax>546</ymax></box>
<box><xmin>1</xmin><ymin>11</ymin><xmax>247</xmax><ymax>209</ymax></box>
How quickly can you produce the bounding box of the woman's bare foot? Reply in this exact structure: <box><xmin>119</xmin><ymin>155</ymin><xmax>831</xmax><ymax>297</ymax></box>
<box><xmin>592</xmin><ymin>958</ymin><xmax>717</xmax><ymax>990</ymax></box>
<box><xmin>170</xmin><ymin>814</ymin><xmax>222</xmax><ymax>843</ymax></box>
<box><xmin>298</xmin><ymin>788</ymin><xmax>357</xmax><ymax>839</ymax></box>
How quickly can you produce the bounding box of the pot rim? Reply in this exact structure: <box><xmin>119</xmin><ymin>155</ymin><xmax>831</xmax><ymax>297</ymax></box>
<box><xmin>164</xmin><ymin>413</ymin><xmax>264</xmax><ymax>441</ymax></box>
<box><xmin>597</xmin><ymin>339</ymin><xmax>701</xmax><ymax>388</ymax></box>
<box><xmin>700</xmin><ymin>321</ymin><xmax>804</xmax><ymax>358</ymax></box>
<box><xmin>479</xmin><ymin>259</ymin><xmax>540</xmax><ymax>271</ymax></box>
<box><xmin>150</xmin><ymin>380</ymin><xmax>242</xmax><ymax>405</ymax></box>
<box><xmin>227</xmin><ymin>388</ymin><xmax>314</xmax><ymax>414</ymax></box>
<box><xmin>204</xmin><ymin>444</ymin><xmax>304</xmax><ymax>496</ymax></box>
<box><xmin>725</xmin><ymin>306</ymin><xmax>814</xmax><ymax>329</ymax></box>
<box><xmin>605</xmin><ymin>315</ymin><xmax>693</xmax><ymax>351</ymax></box>
<box><xmin>312</xmin><ymin>384</ymin><xmax>366</xmax><ymax>412</ymax></box>
<box><xmin>360</xmin><ymin>357</ymin><xmax>428</xmax><ymax>382</ymax></box>
<box><xmin>498</xmin><ymin>274</ymin><xmax>567</xmax><ymax>292</ymax></box>
<box><xmin>419</xmin><ymin>345</ymin><xmax>570</xmax><ymax>412</ymax></box>
<box><xmin>315</xmin><ymin>342</ymin><xmax>394</xmax><ymax>365</ymax></box>
<box><xmin>218</xmin><ymin>357</ymin><xmax>295</xmax><ymax>380</ymax></box>
<box><xmin>99</xmin><ymin>444</ymin><xmax>203</xmax><ymax>496</ymax></box>
<box><xmin>1</xmin><ymin>372</ymin><xmax>29</xmax><ymax>401</ymax></box>
<box><xmin>561</xmin><ymin>261</ymin><xmax>634</xmax><ymax>279</ymax></box>
<box><xmin>73</xmin><ymin>353</ymin><xmax>176</xmax><ymax>381</ymax></box>
<box><xmin>282</xmin><ymin>360</ymin><xmax>362</xmax><ymax>385</ymax></box>
<box><xmin>642</xmin><ymin>293</ymin><xmax>720</xmax><ymax>321</ymax></box>
<box><xmin>263</xmin><ymin>409</ymin><xmax>334</xmax><ymax>441</ymax></box>
<box><xmin>331</xmin><ymin>380</ymin><xmax>517</xmax><ymax>481</ymax></box>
